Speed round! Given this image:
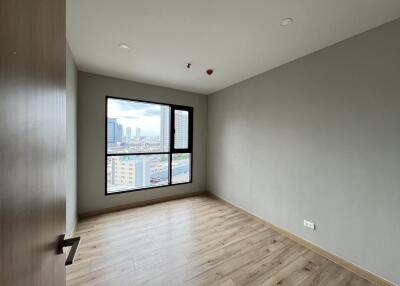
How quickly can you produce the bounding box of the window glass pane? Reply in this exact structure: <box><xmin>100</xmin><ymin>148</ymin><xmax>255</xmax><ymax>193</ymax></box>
<box><xmin>174</xmin><ymin>110</ymin><xmax>189</xmax><ymax>149</ymax></box>
<box><xmin>107</xmin><ymin>98</ymin><xmax>170</xmax><ymax>154</ymax></box>
<box><xmin>107</xmin><ymin>154</ymin><xmax>169</xmax><ymax>193</ymax></box>
<box><xmin>172</xmin><ymin>153</ymin><xmax>191</xmax><ymax>184</ymax></box>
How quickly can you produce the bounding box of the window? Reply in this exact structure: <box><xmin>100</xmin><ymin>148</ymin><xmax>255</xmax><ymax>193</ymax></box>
<box><xmin>106</xmin><ymin>97</ymin><xmax>193</xmax><ymax>195</ymax></box>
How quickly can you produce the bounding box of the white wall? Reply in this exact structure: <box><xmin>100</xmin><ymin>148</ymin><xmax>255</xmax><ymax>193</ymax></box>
<box><xmin>66</xmin><ymin>43</ymin><xmax>78</xmax><ymax>236</ymax></box>
<box><xmin>77</xmin><ymin>72</ymin><xmax>207</xmax><ymax>214</ymax></box>
<box><xmin>207</xmin><ymin>19</ymin><xmax>400</xmax><ymax>284</ymax></box>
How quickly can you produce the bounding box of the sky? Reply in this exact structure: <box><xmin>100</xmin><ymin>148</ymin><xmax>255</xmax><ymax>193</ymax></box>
<box><xmin>108</xmin><ymin>98</ymin><xmax>169</xmax><ymax>137</ymax></box>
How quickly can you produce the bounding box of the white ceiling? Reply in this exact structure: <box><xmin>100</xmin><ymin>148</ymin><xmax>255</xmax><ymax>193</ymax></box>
<box><xmin>67</xmin><ymin>0</ymin><xmax>400</xmax><ymax>94</ymax></box>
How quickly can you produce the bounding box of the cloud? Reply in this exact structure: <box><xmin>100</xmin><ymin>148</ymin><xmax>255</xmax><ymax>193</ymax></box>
<box><xmin>144</xmin><ymin>109</ymin><xmax>161</xmax><ymax>116</ymax></box>
<box><xmin>119</xmin><ymin>115</ymin><xmax>140</xmax><ymax>119</ymax></box>
<box><xmin>107</xmin><ymin>98</ymin><xmax>169</xmax><ymax>136</ymax></box>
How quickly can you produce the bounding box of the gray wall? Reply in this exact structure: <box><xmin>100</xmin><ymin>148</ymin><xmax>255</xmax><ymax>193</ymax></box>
<box><xmin>208</xmin><ymin>19</ymin><xmax>400</xmax><ymax>284</ymax></box>
<box><xmin>78</xmin><ymin>72</ymin><xmax>207</xmax><ymax>214</ymax></box>
<box><xmin>66</xmin><ymin>43</ymin><xmax>78</xmax><ymax>236</ymax></box>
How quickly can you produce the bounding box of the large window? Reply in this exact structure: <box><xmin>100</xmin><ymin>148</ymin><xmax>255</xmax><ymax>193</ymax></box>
<box><xmin>106</xmin><ymin>97</ymin><xmax>193</xmax><ymax>195</ymax></box>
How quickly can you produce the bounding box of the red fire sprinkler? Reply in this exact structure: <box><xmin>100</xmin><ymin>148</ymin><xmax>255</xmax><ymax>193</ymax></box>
<box><xmin>206</xmin><ymin>69</ymin><xmax>214</xmax><ymax>75</ymax></box>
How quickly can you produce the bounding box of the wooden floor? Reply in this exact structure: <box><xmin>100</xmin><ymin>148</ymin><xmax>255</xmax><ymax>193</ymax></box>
<box><xmin>67</xmin><ymin>196</ymin><xmax>374</xmax><ymax>286</ymax></box>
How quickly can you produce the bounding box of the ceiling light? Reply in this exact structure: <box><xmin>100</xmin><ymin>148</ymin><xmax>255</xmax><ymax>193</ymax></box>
<box><xmin>280</xmin><ymin>18</ymin><xmax>294</xmax><ymax>26</ymax></box>
<box><xmin>118</xmin><ymin>43</ymin><xmax>130</xmax><ymax>49</ymax></box>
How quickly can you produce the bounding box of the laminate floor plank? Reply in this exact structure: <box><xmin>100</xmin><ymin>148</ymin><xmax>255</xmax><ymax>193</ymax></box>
<box><xmin>67</xmin><ymin>196</ymin><xmax>375</xmax><ymax>286</ymax></box>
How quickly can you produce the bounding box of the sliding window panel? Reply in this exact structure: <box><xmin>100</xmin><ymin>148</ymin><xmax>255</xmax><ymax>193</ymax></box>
<box><xmin>174</xmin><ymin>110</ymin><xmax>189</xmax><ymax>149</ymax></box>
<box><xmin>171</xmin><ymin>153</ymin><xmax>191</xmax><ymax>184</ymax></box>
<box><xmin>107</xmin><ymin>98</ymin><xmax>170</xmax><ymax>154</ymax></box>
<box><xmin>107</xmin><ymin>154</ymin><xmax>169</xmax><ymax>194</ymax></box>
<box><xmin>171</xmin><ymin>106</ymin><xmax>193</xmax><ymax>153</ymax></box>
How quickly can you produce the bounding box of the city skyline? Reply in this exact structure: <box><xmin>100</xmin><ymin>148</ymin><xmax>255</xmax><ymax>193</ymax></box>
<box><xmin>108</xmin><ymin>98</ymin><xmax>169</xmax><ymax>137</ymax></box>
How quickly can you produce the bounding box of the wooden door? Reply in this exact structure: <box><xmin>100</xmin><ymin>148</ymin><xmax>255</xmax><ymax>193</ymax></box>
<box><xmin>0</xmin><ymin>0</ymin><xmax>67</xmax><ymax>285</ymax></box>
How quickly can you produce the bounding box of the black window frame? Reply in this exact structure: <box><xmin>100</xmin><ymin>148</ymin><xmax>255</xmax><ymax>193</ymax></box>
<box><xmin>105</xmin><ymin>96</ymin><xmax>193</xmax><ymax>196</ymax></box>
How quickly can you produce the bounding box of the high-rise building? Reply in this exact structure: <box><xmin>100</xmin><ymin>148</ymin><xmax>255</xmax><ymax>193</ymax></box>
<box><xmin>107</xmin><ymin>157</ymin><xmax>136</xmax><ymax>192</ymax></box>
<box><xmin>107</xmin><ymin>118</ymin><xmax>117</xmax><ymax>143</ymax></box>
<box><xmin>135</xmin><ymin>127</ymin><xmax>141</xmax><ymax>139</ymax></box>
<box><xmin>126</xmin><ymin>126</ymin><xmax>132</xmax><ymax>140</ymax></box>
<box><xmin>160</xmin><ymin>106</ymin><xmax>170</xmax><ymax>151</ymax></box>
<box><xmin>108</xmin><ymin>156</ymin><xmax>154</xmax><ymax>191</ymax></box>
<box><xmin>174</xmin><ymin>110</ymin><xmax>188</xmax><ymax>148</ymax></box>
<box><xmin>107</xmin><ymin>118</ymin><xmax>123</xmax><ymax>144</ymax></box>
<box><xmin>116</xmin><ymin>124</ymin><xmax>123</xmax><ymax>143</ymax></box>
<box><xmin>134</xmin><ymin>157</ymin><xmax>151</xmax><ymax>189</ymax></box>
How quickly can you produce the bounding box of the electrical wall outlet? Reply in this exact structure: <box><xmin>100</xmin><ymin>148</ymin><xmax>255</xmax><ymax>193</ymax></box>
<box><xmin>304</xmin><ymin>220</ymin><xmax>316</xmax><ymax>230</ymax></box>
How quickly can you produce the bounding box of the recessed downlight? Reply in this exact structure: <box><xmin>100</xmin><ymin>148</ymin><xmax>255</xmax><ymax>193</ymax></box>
<box><xmin>280</xmin><ymin>18</ymin><xmax>294</xmax><ymax>26</ymax></box>
<box><xmin>118</xmin><ymin>43</ymin><xmax>130</xmax><ymax>49</ymax></box>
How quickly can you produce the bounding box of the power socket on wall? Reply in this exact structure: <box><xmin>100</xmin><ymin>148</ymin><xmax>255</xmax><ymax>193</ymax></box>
<box><xmin>304</xmin><ymin>220</ymin><xmax>316</xmax><ymax>230</ymax></box>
